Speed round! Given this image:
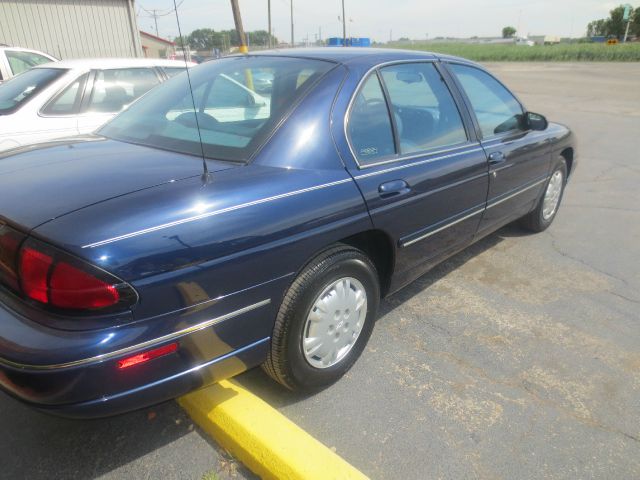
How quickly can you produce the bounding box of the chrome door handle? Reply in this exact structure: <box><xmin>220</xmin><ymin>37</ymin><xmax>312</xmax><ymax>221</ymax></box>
<box><xmin>488</xmin><ymin>151</ymin><xmax>506</xmax><ymax>165</ymax></box>
<box><xmin>378</xmin><ymin>179</ymin><xmax>410</xmax><ymax>199</ymax></box>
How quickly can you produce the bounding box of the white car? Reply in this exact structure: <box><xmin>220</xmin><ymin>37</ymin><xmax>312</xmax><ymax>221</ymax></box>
<box><xmin>0</xmin><ymin>58</ymin><xmax>195</xmax><ymax>152</ymax></box>
<box><xmin>0</xmin><ymin>46</ymin><xmax>57</xmax><ymax>82</ymax></box>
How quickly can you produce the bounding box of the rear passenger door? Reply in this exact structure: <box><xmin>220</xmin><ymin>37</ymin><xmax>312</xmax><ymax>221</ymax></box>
<box><xmin>342</xmin><ymin>61</ymin><xmax>489</xmax><ymax>289</ymax></box>
<box><xmin>446</xmin><ymin>63</ymin><xmax>551</xmax><ymax>235</ymax></box>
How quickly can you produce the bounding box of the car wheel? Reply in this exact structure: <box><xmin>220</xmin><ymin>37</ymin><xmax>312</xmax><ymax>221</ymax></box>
<box><xmin>263</xmin><ymin>245</ymin><xmax>380</xmax><ymax>391</ymax></box>
<box><xmin>520</xmin><ymin>159</ymin><xmax>568</xmax><ymax>232</ymax></box>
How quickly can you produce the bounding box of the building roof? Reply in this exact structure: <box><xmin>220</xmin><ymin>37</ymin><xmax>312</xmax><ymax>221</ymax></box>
<box><xmin>140</xmin><ymin>31</ymin><xmax>176</xmax><ymax>46</ymax></box>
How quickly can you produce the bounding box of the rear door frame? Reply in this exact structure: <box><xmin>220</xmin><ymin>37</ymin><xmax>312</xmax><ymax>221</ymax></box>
<box><xmin>332</xmin><ymin>58</ymin><xmax>491</xmax><ymax>292</ymax></box>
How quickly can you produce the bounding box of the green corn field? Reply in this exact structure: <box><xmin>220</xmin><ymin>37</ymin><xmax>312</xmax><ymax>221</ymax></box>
<box><xmin>389</xmin><ymin>42</ymin><xmax>640</xmax><ymax>61</ymax></box>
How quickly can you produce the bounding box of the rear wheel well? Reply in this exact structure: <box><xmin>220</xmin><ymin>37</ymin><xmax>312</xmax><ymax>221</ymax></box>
<box><xmin>560</xmin><ymin>147</ymin><xmax>574</xmax><ymax>176</ymax></box>
<box><xmin>340</xmin><ymin>230</ymin><xmax>395</xmax><ymax>297</ymax></box>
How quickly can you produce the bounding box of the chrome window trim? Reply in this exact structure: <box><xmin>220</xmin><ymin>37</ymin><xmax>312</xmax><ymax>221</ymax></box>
<box><xmin>343</xmin><ymin>59</ymin><xmax>476</xmax><ymax>170</ymax></box>
<box><xmin>82</xmin><ymin>178</ymin><xmax>353</xmax><ymax>248</ymax></box>
<box><xmin>0</xmin><ymin>299</ymin><xmax>271</xmax><ymax>370</ymax></box>
<box><xmin>354</xmin><ymin>146</ymin><xmax>483</xmax><ymax>180</ymax></box>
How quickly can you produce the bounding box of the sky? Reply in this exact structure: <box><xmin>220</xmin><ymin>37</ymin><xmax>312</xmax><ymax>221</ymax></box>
<box><xmin>136</xmin><ymin>0</ymin><xmax>625</xmax><ymax>43</ymax></box>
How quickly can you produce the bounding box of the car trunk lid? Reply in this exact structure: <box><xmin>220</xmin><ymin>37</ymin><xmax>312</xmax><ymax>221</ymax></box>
<box><xmin>0</xmin><ymin>136</ymin><xmax>235</xmax><ymax>231</ymax></box>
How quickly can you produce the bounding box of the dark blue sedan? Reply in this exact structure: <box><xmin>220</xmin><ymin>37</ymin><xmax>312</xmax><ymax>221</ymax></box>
<box><xmin>0</xmin><ymin>49</ymin><xmax>575</xmax><ymax>417</ymax></box>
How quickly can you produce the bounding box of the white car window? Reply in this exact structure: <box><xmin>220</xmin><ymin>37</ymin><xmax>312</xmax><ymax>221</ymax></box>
<box><xmin>6</xmin><ymin>50</ymin><xmax>53</xmax><ymax>76</ymax></box>
<box><xmin>42</xmin><ymin>73</ymin><xmax>88</xmax><ymax>115</ymax></box>
<box><xmin>86</xmin><ymin>68</ymin><xmax>160</xmax><ymax>114</ymax></box>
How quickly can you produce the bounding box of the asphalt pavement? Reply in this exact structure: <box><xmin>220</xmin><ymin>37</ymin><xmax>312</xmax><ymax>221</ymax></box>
<box><xmin>0</xmin><ymin>394</ymin><xmax>253</xmax><ymax>479</ymax></box>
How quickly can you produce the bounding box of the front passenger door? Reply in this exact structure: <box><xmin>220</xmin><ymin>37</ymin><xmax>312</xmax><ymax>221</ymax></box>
<box><xmin>342</xmin><ymin>62</ymin><xmax>489</xmax><ymax>290</ymax></box>
<box><xmin>447</xmin><ymin>63</ymin><xmax>551</xmax><ymax>236</ymax></box>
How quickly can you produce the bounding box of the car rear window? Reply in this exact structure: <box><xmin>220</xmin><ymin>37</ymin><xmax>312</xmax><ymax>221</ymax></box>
<box><xmin>99</xmin><ymin>56</ymin><xmax>335</xmax><ymax>163</ymax></box>
<box><xmin>0</xmin><ymin>67</ymin><xmax>67</xmax><ymax>115</ymax></box>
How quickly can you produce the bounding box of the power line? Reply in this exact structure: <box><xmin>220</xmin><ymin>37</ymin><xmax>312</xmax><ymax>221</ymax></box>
<box><xmin>138</xmin><ymin>0</ymin><xmax>185</xmax><ymax>36</ymax></box>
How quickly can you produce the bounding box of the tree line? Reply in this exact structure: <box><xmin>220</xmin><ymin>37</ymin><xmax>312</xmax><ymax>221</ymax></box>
<box><xmin>587</xmin><ymin>4</ymin><xmax>640</xmax><ymax>37</ymax></box>
<box><xmin>176</xmin><ymin>28</ymin><xmax>279</xmax><ymax>51</ymax></box>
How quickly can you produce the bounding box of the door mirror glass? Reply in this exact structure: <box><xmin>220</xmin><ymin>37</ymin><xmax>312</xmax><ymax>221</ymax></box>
<box><xmin>526</xmin><ymin>112</ymin><xmax>548</xmax><ymax>131</ymax></box>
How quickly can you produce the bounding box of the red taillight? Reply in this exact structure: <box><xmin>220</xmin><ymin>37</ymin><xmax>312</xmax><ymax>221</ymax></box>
<box><xmin>14</xmin><ymin>237</ymin><xmax>136</xmax><ymax>313</ymax></box>
<box><xmin>19</xmin><ymin>247</ymin><xmax>53</xmax><ymax>303</ymax></box>
<box><xmin>50</xmin><ymin>262</ymin><xmax>119</xmax><ymax>309</ymax></box>
<box><xmin>117</xmin><ymin>342</ymin><xmax>179</xmax><ymax>369</ymax></box>
<box><xmin>0</xmin><ymin>224</ymin><xmax>26</xmax><ymax>292</ymax></box>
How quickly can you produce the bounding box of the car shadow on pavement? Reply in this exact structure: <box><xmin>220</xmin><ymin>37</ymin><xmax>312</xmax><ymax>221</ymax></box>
<box><xmin>235</xmin><ymin>224</ymin><xmax>526</xmax><ymax>407</ymax></box>
<box><xmin>0</xmin><ymin>393</ymin><xmax>224</xmax><ymax>479</ymax></box>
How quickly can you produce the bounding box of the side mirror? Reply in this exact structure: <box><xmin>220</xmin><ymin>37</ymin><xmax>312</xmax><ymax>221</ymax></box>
<box><xmin>526</xmin><ymin>112</ymin><xmax>548</xmax><ymax>131</ymax></box>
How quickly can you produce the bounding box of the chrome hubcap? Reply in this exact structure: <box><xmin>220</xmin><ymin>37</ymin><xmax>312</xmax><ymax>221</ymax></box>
<box><xmin>302</xmin><ymin>277</ymin><xmax>367</xmax><ymax>369</ymax></box>
<box><xmin>542</xmin><ymin>170</ymin><xmax>563</xmax><ymax>220</ymax></box>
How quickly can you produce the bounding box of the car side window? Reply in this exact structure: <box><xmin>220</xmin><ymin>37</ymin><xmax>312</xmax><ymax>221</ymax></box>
<box><xmin>6</xmin><ymin>50</ymin><xmax>52</xmax><ymax>76</ymax></box>
<box><xmin>380</xmin><ymin>63</ymin><xmax>467</xmax><ymax>154</ymax></box>
<box><xmin>449</xmin><ymin>64</ymin><xmax>524</xmax><ymax>139</ymax></box>
<box><xmin>42</xmin><ymin>73</ymin><xmax>88</xmax><ymax>115</ymax></box>
<box><xmin>87</xmin><ymin>68</ymin><xmax>160</xmax><ymax>113</ymax></box>
<box><xmin>347</xmin><ymin>74</ymin><xmax>396</xmax><ymax>164</ymax></box>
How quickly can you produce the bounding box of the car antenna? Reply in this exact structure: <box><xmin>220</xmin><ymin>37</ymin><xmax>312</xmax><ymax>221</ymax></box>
<box><xmin>172</xmin><ymin>0</ymin><xmax>211</xmax><ymax>184</ymax></box>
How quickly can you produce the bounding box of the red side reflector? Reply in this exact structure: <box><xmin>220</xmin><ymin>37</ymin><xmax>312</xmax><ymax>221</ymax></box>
<box><xmin>117</xmin><ymin>342</ymin><xmax>179</xmax><ymax>370</ymax></box>
<box><xmin>19</xmin><ymin>247</ymin><xmax>53</xmax><ymax>303</ymax></box>
<box><xmin>50</xmin><ymin>262</ymin><xmax>119</xmax><ymax>309</ymax></box>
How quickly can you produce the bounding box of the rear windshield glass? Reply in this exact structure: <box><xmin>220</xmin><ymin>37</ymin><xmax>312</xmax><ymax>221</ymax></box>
<box><xmin>0</xmin><ymin>68</ymin><xmax>67</xmax><ymax>115</ymax></box>
<box><xmin>99</xmin><ymin>56</ymin><xmax>334</xmax><ymax>162</ymax></box>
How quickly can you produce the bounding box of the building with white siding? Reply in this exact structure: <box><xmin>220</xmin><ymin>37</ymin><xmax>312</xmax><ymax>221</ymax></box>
<box><xmin>0</xmin><ymin>0</ymin><xmax>142</xmax><ymax>59</ymax></box>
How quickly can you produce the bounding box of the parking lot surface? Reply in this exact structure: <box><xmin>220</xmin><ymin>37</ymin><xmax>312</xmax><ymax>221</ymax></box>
<box><xmin>237</xmin><ymin>62</ymin><xmax>640</xmax><ymax>479</ymax></box>
<box><xmin>2</xmin><ymin>62</ymin><xmax>638</xmax><ymax>480</ymax></box>
<box><xmin>0</xmin><ymin>395</ymin><xmax>253</xmax><ymax>479</ymax></box>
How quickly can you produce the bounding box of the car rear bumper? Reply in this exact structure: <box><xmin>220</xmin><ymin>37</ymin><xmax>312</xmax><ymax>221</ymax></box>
<box><xmin>1</xmin><ymin>337</ymin><xmax>269</xmax><ymax>418</ymax></box>
<box><xmin>0</xmin><ymin>293</ymin><xmax>274</xmax><ymax>418</ymax></box>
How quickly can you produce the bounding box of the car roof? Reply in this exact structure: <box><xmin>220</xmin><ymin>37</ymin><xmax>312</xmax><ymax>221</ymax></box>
<box><xmin>0</xmin><ymin>46</ymin><xmax>57</xmax><ymax>58</ymax></box>
<box><xmin>246</xmin><ymin>47</ymin><xmax>475</xmax><ymax>67</ymax></box>
<box><xmin>34</xmin><ymin>58</ymin><xmax>195</xmax><ymax>70</ymax></box>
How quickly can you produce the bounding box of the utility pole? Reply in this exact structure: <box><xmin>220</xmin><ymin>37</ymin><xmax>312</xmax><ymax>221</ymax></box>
<box><xmin>341</xmin><ymin>0</ymin><xmax>346</xmax><ymax>46</ymax></box>
<box><xmin>229</xmin><ymin>0</ymin><xmax>253</xmax><ymax>89</ymax></box>
<box><xmin>268</xmin><ymin>0</ymin><xmax>272</xmax><ymax>48</ymax></box>
<box><xmin>230</xmin><ymin>0</ymin><xmax>248</xmax><ymax>53</ymax></box>
<box><xmin>290</xmin><ymin>0</ymin><xmax>294</xmax><ymax>47</ymax></box>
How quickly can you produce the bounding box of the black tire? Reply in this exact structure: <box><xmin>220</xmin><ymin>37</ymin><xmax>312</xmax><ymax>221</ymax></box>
<box><xmin>520</xmin><ymin>159</ymin><xmax>568</xmax><ymax>232</ymax></box>
<box><xmin>263</xmin><ymin>245</ymin><xmax>380</xmax><ymax>391</ymax></box>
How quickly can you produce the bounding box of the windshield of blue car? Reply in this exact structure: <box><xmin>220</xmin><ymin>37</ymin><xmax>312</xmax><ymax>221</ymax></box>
<box><xmin>0</xmin><ymin>67</ymin><xmax>67</xmax><ymax>115</ymax></box>
<box><xmin>100</xmin><ymin>56</ymin><xmax>335</xmax><ymax>163</ymax></box>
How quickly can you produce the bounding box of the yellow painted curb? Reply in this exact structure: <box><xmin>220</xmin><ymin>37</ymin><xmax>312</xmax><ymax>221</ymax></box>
<box><xmin>179</xmin><ymin>379</ymin><xmax>369</xmax><ymax>480</ymax></box>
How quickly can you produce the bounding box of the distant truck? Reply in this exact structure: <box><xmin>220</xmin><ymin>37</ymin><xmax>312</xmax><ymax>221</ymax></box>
<box><xmin>328</xmin><ymin>37</ymin><xmax>371</xmax><ymax>47</ymax></box>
